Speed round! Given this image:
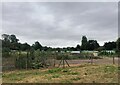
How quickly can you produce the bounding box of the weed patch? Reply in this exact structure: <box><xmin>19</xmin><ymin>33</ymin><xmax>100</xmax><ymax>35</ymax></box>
<box><xmin>47</xmin><ymin>68</ymin><xmax>62</xmax><ymax>73</ymax></box>
<box><xmin>67</xmin><ymin>71</ymin><xmax>79</xmax><ymax>75</ymax></box>
<box><xmin>71</xmin><ymin>77</ymin><xmax>81</xmax><ymax>81</ymax></box>
<box><xmin>104</xmin><ymin>65</ymin><xmax>118</xmax><ymax>73</ymax></box>
<box><xmin>52</xmin><ymin>74</ymin><xmax>60</xmax><ymax>78</ymax></box>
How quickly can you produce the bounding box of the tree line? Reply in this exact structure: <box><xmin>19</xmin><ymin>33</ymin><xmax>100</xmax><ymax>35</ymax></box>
<box><xmin>1</xmin><ymin>34</ymin><xmax>120</xmax><ymax>53</ymax></box>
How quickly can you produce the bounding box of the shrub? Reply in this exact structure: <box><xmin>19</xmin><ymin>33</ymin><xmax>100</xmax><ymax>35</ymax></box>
<box><xmin>47</xmin><ymin>68</ymin><xmax>62</xmax><ymax>73</ymax></box>
<box><xmin>15</xmin><ymin>53</ymin><xmax>27</xmax><ymax>69</ymax></box>
<box><xmin>31</xmin><ymin>62</ymin><xmax>43</xmax><ymax>69</ymax></box>
<box><xmin>2</xmin><ymin>47</ymin><xmax>11</xmax><ymax>57</ymax></box>
<box><xmin>52</xmin><ymin>74</ymin><xmax>60</xmax><ymax>78</ymax></box>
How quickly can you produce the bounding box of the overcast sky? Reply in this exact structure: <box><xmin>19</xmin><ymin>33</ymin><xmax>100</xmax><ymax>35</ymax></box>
<box><xmin>1</xmin><ymin>2</ymin><xmax>118</xmax><ymax>47</ymax></box>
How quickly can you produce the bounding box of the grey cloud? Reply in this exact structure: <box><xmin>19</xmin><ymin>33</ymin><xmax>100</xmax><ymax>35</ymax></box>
<box><xmin>2</xmin><ymin>2</ymin><xmax>118</xmax><ymax>47</ymax></box>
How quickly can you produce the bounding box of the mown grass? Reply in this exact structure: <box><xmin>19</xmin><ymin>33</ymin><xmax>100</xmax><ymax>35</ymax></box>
<box><xmin>2</xmin><ymin>64</ymin><xmax>119</xmax><ymax>83</ymax></box>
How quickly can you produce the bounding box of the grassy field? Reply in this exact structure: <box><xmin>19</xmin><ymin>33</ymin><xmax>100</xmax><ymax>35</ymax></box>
<box><xmin>2</xmin><ymin>64</ymin><xmax>119</xmax><ymax>83</ymax></box>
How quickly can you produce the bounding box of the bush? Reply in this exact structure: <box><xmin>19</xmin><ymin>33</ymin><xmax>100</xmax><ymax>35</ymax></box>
<box><xmin>98</xmin><ymin>51</ymin><xmax>116</xmax><ymax>57</ymax></box>
<box><xmin>52</xmin><ymin>74</ymin><xmax>60</xmax><ymax>78</ymax></box>
<box><xmin>47</xmin><ymin>68</ymin><xmax>62</xmax><ymax>73</ymax></box>
<box><xmin>15</xmin><ymin>50</ymin><xmax>50</xmax><ymax>69</ymax></box>
<box><xmin>2</xmin><ymin>47</ymin><xmax>11</xmax><ymax>57</ymax></box>
<box><xmin>31</xmin><ymin>62</ymin><xmax>43</xmax><ymax>69</ymax></box>
<box><xmin>56</xmin><ymin>53</ymin><xmax>62</xmax><ymax>60</ymax></box>
<box><xmin>56</xmin><ymin>53</ymin><xmax>71</xmax><ymax>60</ymax></box>
<box><xmin>15</xmin><ymin>51</ymin><xmax>34</xmax><ymax>69</ymax></box>
<box><xmin>15</xmin><ymin>53</ymin><xmax>27</xmax><ymax>69</ymax></box>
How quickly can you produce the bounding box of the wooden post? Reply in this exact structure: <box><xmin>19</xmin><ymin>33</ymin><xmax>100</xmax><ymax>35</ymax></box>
<box><xmin>63</xmin><ymin>56</ymin><xmax>65</xmax><ymax>68</ymax></box>
<box><xmin>65</xmin><ymin>60</ymin><xmax>70</xmax><ymax>67</ymax></box>
<box><xmin>91</xmin><ymin>55</ymin><xmax>93</xmax><ymax>64</ymax></box>
<box><xmin>53</xmin><ymin>54</ymin><xmax>56</xmax><ymax>67</ymax></box>
<box><xmin>53</xmin><ymin>58</ymin><xmax>55</xmax><ymax>67</ymax></box>
<box><xmin>26</xmin><ymin>51</ymin><xmax>28</xmax><ymax>70</ymax></box>
<box><xmin>18</xmin><ymin>51</ymin><xmax>20</xmax><ymax>69</ymax></box>
<box><xmin>58</xmin><ymin>54</ymin><xmax>70</xmax><ymax>68</ymax></box>
<box><xmin>58</xmin><ymin>59</ymin><xmax>62</xmax><ymax>67</ymax></box>
<box><xmin>113</xmin><ymin>56</ymin><xmax>115</xmax><ymax>64</ymax></box>
<box><xmin>16</xmin><ymin>50</ymin><xmax>21</xmax><ymax>69</ymax></box>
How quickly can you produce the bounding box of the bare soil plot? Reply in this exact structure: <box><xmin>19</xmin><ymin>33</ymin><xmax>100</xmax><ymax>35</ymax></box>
<box><xmin>55</xmin><ymin>57</ymin><xmax>119</xmax><ymax>67</ymax></box>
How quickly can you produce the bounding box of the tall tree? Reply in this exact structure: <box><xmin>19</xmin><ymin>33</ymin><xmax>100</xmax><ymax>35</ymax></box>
<box><xmin>81</xmin><ymin>36</ymin><xmax>87</xmax><ymax>50</ymax></box>
<box><xmin>9</xmin><ymin>34</ymin><xmax>19</xmax><ymax>43</ymax></box>
<box><xmin>2</xmin><ymin>34</ymin><xmax>11</xmax><ymax>50</ymax></box>
<box><xmin>2</xmin><ymin>34</ymin><xmax>10</xmax><ymax>41</ymax></box>
<box><xmin>32</xmin><ymin>41</ymin><xmax>42</xmax><ymax>50</ymax></box>
<box><xmin>2</xmin><ymin>34</ymin><xmax>20</xmax><ymax>50</ymax></box>
<box><xmin>9</xmin><ymin>35</ymin><xmax>19</xmax><ymax>50</ymax></box>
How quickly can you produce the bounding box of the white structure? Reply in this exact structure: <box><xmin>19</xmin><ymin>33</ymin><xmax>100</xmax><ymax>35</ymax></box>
<box><xmin>93</xmin><ymin>52</ymin><xmax>98</xmax><ymax>56</ymax></box>
<box><xmin>104</xmin><ymin>50</ymin><xmax>115</xmax><ymax>53</ymax></box>
<box><xmin>71</xmin><ymin>51</ymin><xmax>80</xmax><ymax>54</ymax></box>
<box><xmin>82</xmin><ymin>50</ymin><xmax>99</xmax><ymax>56</ymax></box>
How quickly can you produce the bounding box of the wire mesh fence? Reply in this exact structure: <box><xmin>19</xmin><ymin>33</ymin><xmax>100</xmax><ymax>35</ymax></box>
<box><xmin>2</xmin><ymin>50</ymin><xmax>119</xmax><ymax>71</ymax></box>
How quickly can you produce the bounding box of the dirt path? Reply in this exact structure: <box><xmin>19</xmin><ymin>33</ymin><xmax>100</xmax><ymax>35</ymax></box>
<box><xmin>55</xmin><ymin>57</ymin><xmax>119</xmax><ymax>66</ymax></box>
<box><xmin>2</xmin><ymin>57</ymin><xmax>119</xmax><ymax>71</ymax></box>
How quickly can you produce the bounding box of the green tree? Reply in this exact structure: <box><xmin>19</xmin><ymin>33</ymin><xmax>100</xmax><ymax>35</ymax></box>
<box><xmin>104</xmin><ymin>41</ymin><xmax>116</xmax><ymax>50</ymax></box>
<box><xmin>2</xmin><ymin>34</ymin><xmax>10</xmax><ymax>41</ymax></box>
<box><xmin>9</xmin><ymin>34</ymin><xmax>19</xmax><ymax>43</ymax></box>
<box><xmin>76</xmin><ymin>44</ymin><xmax>81</xmax><ymax>51</ymax></box>
<box><xmin>81</xmin><ymin>36</ymin><xmax>87</xmax><ymax>50</ymax></box>
<box><xmin>20</xmin><ymin>43</ymin><xmax>31</xmax><ymax>51</ymax></box>
<box><xmin>2</xmin><ymin>34</ymin><xmax>11</xmax><ymax>51</ymax></box>
<box><xmin>86</xmin><ymin>40</ymin><xmax>100</xmax><ymax>50</ymax></box>
<box><xmin>9</xmin><ymin>35</ymin><xmax>19</xmax><ymax>50</ymax></box>
<box><xmin>2</xmin><ymin>34</ymin><xmax>20</xmax><ymax>50</ymax></box>
<box><xmin>32</xmin><ymin>41</ymin><xmax>42</xmax><ymax>50</ymax></box>
<box><xmin>97</xmin><ymin>46</ymin><xmax>105</xmax><ymax>51</ymax></box>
